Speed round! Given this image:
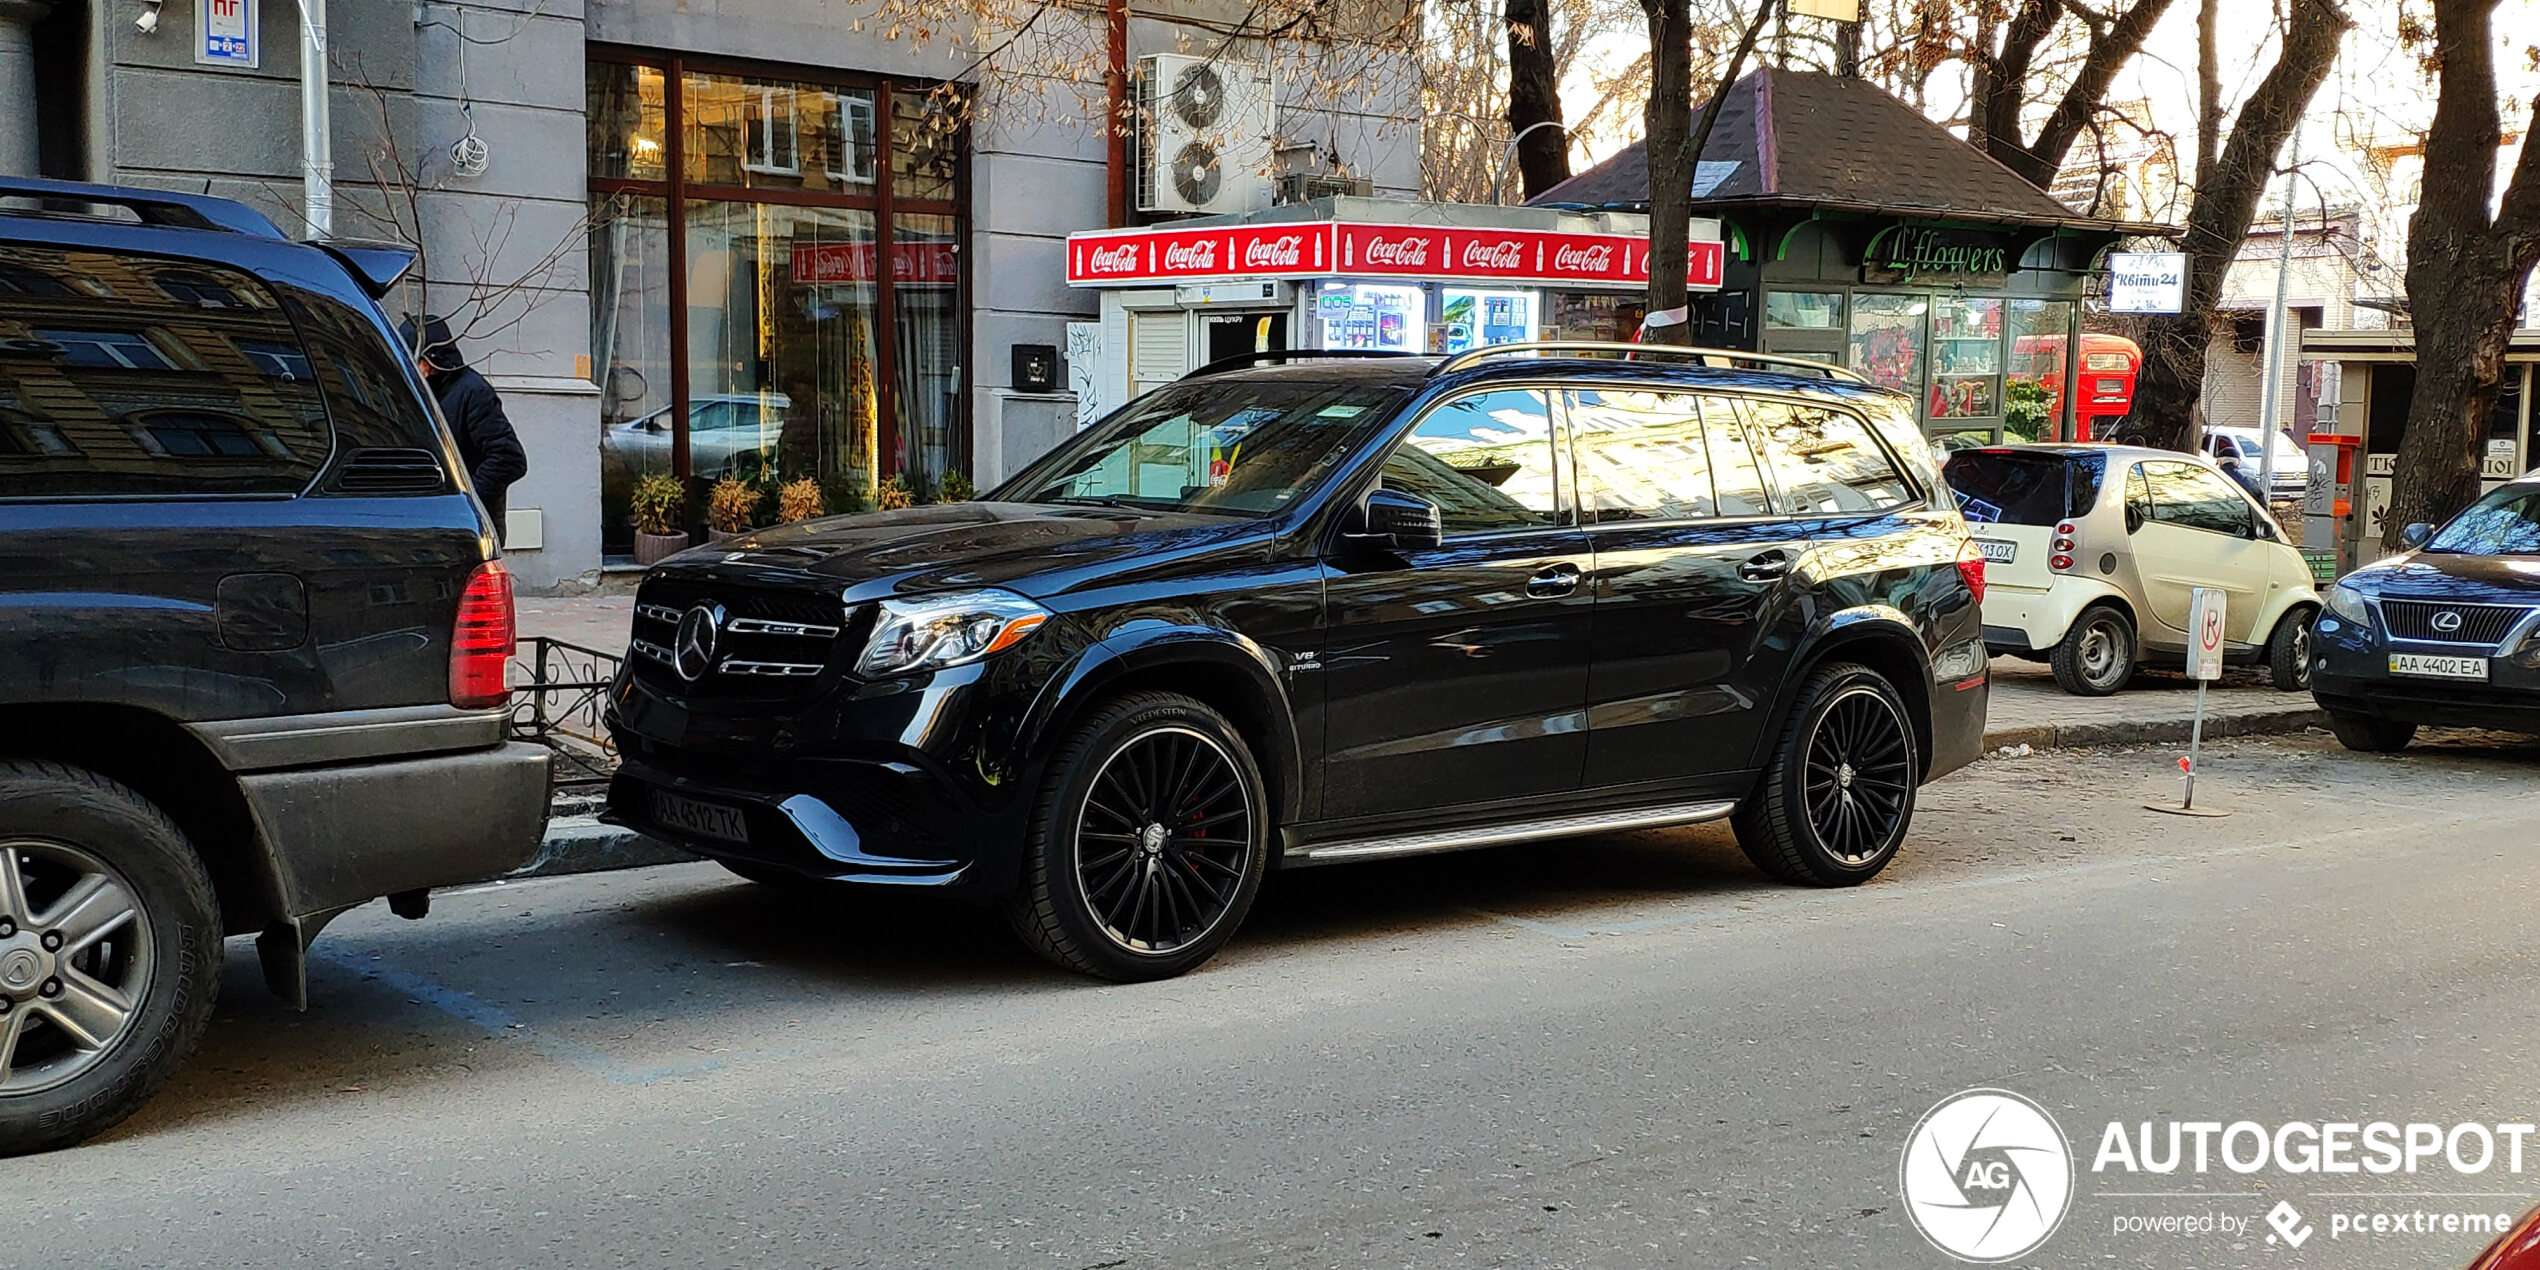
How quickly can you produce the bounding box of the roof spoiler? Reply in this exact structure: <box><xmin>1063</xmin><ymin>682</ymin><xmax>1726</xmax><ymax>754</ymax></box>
<box><xmin>0</xmin><ymin>175</ymin><xmax>286</xmax><ymax>239</ymax></box>
<box><xmin>317</xmin><ymin>239</ymin><xmax>419</xmax><ymax>298</ymax></box>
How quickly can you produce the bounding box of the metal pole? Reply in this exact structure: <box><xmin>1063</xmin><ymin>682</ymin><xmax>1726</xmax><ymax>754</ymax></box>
<box><xmin>2183</xmin><ymin>678</ymin><xmax>2209</xmax><ymax>810</ymax></box>
<box><xmin>2258</xmin><ymin>126</ymin><xmax>2300</xmax><ymax>495</ymax></box>
<box><xmin>1493</xmin><ymin>119</ymin><xmax>1565</xmax><ymax>207</ymax></box>
<box><xmin>297</xmin><ymin>0</ymin><xmax>333</xmax><ymax>239</ymax></box>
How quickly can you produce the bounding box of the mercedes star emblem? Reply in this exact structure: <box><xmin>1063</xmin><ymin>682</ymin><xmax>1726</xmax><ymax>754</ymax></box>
<box><xmin>674</xmin><ymin>604</ymin><xmax>723</xmax><ymax>681</ymax></box>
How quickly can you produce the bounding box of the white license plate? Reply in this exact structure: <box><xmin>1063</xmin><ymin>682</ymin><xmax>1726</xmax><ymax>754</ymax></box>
<box><xmin>2389</xmin><ymin>653</ymin><xmax>2489</xmax><ymax>681</ymax></box>
<box><xmin>1974</xmin><ymin>538</ymin><xmax>2018</xmax><ymax>564</ymax></box>
<box><xmin>651</xmin><ymin>789</ymin><xmax>750</xmax><ymax>843</ymax></box>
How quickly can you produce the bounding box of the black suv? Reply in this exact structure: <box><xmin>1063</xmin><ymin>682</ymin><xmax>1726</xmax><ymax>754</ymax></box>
<box><xmin>607</xmin><ymin>346</ymin><xmax>1990</xmax><ymax>981</ymax></box>
<box><xmin>0</xmin><ymin>178</ymin><xmax>549</xmax><ymax>1152</ymax></box>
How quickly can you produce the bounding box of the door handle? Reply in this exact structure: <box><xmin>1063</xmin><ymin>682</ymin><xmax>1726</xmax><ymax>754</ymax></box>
<box><xmin>1525</xmin><ymin>563</ymin><xmax>1582</xmax><ymax>598</ymax></box>
<box><xmin>1737</xmin><ymin>550</ymin><xmax>1792</xmax><ymax>583</ymax></box>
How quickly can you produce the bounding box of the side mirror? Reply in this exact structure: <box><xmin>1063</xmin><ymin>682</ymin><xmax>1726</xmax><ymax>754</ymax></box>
<box><xmin>2401</xmin><ymin>522</ymin><xmax>2435</xmax><ymax>549</ymax></box>
<box><xmin>1346</xmin><ymin>488</ymin><xmax>1444</xmax><ymax>553</ymax></box>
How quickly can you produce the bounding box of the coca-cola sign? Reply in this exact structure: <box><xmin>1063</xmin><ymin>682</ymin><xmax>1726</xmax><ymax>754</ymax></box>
<box><xmin>1067</xmin><ymin>221</ymin><xmax>1719</xmax><ymax>290</ymax></box>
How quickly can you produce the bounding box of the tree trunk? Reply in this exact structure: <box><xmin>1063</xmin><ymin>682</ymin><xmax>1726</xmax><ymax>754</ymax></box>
<box><xmin>2385</xmin><ymin>0</ymin><xmax>2540</xmax><ymax>547</ymax></box>
<box><xmin>2114</xmin><ymin>0</ymin><xmax>2350</xmax><ymax>452</ymax></box>
<box><xmin>1983</xmin><ymin>0</ymin><xmax>2177</xmax><ymax>189</ymax></box>
<box><xmin>1640</xmin><ymin>0</ymin><xmax>1692</xmax><ymax>344</ymax></box>
<box><xmin>1503</xmin><ymin>0</ymin><xmax>1568</xmax><ymax>202</ymax></box>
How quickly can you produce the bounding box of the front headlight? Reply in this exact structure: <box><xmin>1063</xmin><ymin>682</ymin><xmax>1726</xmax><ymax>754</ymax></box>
<box><xmin>856</xmin><ymin>589</ymin><xmax>1050</xmax><ymax>677</ymax></box>
<box><xmin>2327</xmin><ymin>581</ymin><xmax>2373</xmax><ymax>625</ymax></box>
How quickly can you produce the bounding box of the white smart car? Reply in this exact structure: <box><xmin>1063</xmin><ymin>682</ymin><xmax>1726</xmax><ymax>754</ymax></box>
<box><xmin>1942</xmin><ymin>443</ymin><xmax>2322</xmax><ymax>696</ymax></box>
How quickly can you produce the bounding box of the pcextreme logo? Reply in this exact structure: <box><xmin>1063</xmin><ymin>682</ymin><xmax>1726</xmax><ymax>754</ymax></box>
<box><xmin>1900</xmin><ymin>1088</ymin><xmax>2076</xmax><ymax>1262</ymax></box>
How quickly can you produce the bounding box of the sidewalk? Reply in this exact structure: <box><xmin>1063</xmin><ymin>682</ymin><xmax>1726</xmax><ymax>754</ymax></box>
<box><xmin>508</xmin><ymin>592</ymin><xmax>2324</xmax><ymax>876</ymax></box>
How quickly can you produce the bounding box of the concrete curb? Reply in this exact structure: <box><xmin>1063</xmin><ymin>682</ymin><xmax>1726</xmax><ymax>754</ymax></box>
<box><xmin>514</xmin><ymin>815</ymin><xmax>697</xmax><ymax>879</ymax></box>
<box><xmin>1982</xmin><ymin>705</ymin><xmax>2326</xmax><ymax>753</ymax></box>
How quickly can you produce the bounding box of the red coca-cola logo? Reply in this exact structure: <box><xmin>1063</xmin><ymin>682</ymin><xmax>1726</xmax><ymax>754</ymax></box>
<box><xmin>1553</xmin><ymin>243</ymin><xmax>1615</xmax><ymax>273</ymax></box>
<box><xmin>1087</xmin><ymin>244</ymin><xmax>1140</xmax><ymax>274</ymax></box>
<box><xmin>1243</xmin><ymin>234</ymin><xmax>1305</xmax><ymax>268</ymax></box>
<box><xmin>1363</xmin><ymin>235</ymin><xmax>1431</xmax><ymax>266</ymax></box>
<box><xmin>1462</xmin><ymin>240</ymin><xmax>1525</xmax><ymax>270</ymax></box>
<box><xmin>1160</xmin><ymin>240</ymin><xmax>1218</xmax><ymax>271</ymax></box>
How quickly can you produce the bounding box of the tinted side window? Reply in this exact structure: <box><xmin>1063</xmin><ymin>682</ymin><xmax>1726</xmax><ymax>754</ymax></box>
<box><xmin>0</xmin><ymin>245</ymin><xmax>330</xmax><ymax>498</ymax></box>
<box><xmin>1746</xmin><ymin>400</ymin><xmax>1917</xmax><ymax>515</ymax></box>
<box><xmin>1380</xmin><ymin>388</ymin><xmax>1562</xmax><ymax>536</ymax></box>
<box><xmin>1566</xmin><ymin>388</ymin><xmax>1771</xmax><ymax>521</ymax></box>
<box><xmin>2143</xmin><ymin>460</ymin><xmax>2254</xmax><ymax>537</ymax></box>
<box><xmin>268</xmin><ymin>284</ymin><xmax>444</xmax><ymax>455</ymax></box>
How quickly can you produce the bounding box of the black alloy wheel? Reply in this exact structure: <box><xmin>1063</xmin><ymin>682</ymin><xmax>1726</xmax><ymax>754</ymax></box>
<box><xmin>1735</xmin><ymin>662</ymin><xmax>1920</xmax><ymax>886</ymax></box>
<box><xmin>1006</xmin><ymin>693</ymin><xmax>1269</xmax><ymax>981</ymax></box>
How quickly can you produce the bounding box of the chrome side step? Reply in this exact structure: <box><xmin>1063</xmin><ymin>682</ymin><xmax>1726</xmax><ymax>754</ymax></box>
<box><xmin>1300</xmin><ymin>799</ymin><xmax>1739</xmax><ymax>862</ymax></box>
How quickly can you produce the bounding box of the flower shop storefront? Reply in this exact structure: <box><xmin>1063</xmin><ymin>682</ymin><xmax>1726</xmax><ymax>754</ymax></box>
<box><xmin>1531</xmin><ymin>69</ymin><xmax>2173</xmax><ymax>443</ymax></box>
<box><xmin>1729</xmin><ymin>217</ymin><xmax>2128</xmax><ymax>444</ymax></box>
<box><xmin>586</xmin><ymin>50</ymin><xmax>967</xmax><ymax>558</ymax></box>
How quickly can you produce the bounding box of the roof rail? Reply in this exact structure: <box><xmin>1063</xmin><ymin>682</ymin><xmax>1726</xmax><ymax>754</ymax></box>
<box><xmin>1430</xmin><ymin>341</ymin><xmax>1872</xmax><ymax>386</ymax></box>
<box><xmin>1182</xmin><ymin>349</ymin><xmax>1426</xmax><ymax>380</ymax></box>
<box><xmin>0</xmin><ymin>175</ymin><xmax>286</xmax><ymax>240</ymax></box>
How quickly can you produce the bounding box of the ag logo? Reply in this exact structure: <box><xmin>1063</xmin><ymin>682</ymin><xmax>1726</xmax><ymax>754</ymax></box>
<box><xmin>1899</xmin><ymin>1088</ymin><xmax>2074</xmax><ymax>1262</ymax></box>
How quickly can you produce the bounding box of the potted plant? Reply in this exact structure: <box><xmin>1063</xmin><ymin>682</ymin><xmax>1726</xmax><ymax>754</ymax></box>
<box><xmin>705</xmin><ymin>474</ymin><xmax>758</xmax><ymax>544</ymax></box>
<box><xmin>938</xmin><ymin>469</ymin><xmax>973</xmax><ymax>503</ymax></box>
<box><xmin>628</xmin><ymin>472</ymin><xmax>688</xmax><ymax>564</ymax></box>
<box><xmin>876</xmin><ymin>472</ymin><xmax>914</xmax><ymax>511</ymax></box>
<box><xmin>775</xmin><ymin>476</ymin><xmax>825</xmax><ymax>524</ymax></box>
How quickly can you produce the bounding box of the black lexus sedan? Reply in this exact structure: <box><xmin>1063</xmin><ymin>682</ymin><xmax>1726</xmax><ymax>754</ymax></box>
<box><xmin>604</xmin><ymin>347</ymin><xmax>1990</xmax><ymax>980</ymax></box>
<box><xmin>2313</xmin><ymin>476</ymin><xmax>2540</xmax><ymax>750</ymax></box>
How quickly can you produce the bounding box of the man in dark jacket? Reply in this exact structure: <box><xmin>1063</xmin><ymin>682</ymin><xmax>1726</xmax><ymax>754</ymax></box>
<box><xmin>402</xmin><ymin>315</ymin><xmax>527</xmax><ymax>537</ymax></box>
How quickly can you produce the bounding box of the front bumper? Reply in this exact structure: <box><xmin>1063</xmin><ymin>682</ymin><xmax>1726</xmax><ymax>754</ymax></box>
<box><xmin>2311</xmin><ymin>614</ymin><xmax>2540</xmax><ymax>731</ymax></box>
<box><xmin>606</xmin><ymin>751</ymin><xmax>988</xmax><ymax>888</ymax></box>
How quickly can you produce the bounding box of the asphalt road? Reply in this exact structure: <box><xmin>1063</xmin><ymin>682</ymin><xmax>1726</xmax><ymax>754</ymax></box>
<box><xmin>11</xmin><ymin>729</ymin><xmax>2540</xmax><ymax>1269</ymax></box>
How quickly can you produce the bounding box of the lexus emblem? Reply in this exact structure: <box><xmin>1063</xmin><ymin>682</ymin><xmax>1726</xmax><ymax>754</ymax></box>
<box><xmin>2431</xmin><ymin>609</ymin><xmax>2465</xmax><ymax>634</ymax></box>
<box><xmin>673</xmin><ymin>604</ymin><xmax>723</xmax><ymax>681</ymax></box>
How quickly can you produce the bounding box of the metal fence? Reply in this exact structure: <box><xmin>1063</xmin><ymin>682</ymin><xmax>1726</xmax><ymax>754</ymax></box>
<box><xmin>509</xmin><ymin>637</ymin><xmax>622</xmax><ymax>793</ymax></box>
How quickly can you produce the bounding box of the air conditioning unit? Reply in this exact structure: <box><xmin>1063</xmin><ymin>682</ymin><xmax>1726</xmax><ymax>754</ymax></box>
<box><xmin>1275</xmin><ymin>171</ymin><xmax>1373</xmax><ymax>205</ymax></box>
<box><xmin>1135</xmin><ymin>54</ymin><xmax>1273</xmax><ymax>215</ymax></box>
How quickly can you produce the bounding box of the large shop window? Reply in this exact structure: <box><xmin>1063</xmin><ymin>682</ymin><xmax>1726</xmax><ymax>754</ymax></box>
<box><xmin>588</xmin><ymin>55</ymin><xmax>966</xmax><ymax>555</ymax></box>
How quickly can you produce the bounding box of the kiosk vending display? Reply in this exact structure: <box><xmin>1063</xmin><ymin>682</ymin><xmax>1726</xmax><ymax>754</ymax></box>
<box><xmin>1442</xmin><ymin>288</ymin><xmax>1538</xmax><ymax>353</ymax></box>
<box><xmin>1319</xmin><ymin>282</ymin><xmax>1426</xmax><ymax>352</ymax></box>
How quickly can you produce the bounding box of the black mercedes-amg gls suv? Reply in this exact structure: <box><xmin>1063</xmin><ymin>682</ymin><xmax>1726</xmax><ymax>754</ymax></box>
<box><xmin>606</xmin><ymin>346</ymin><xmax>1990</xmax><ymax>980</ymax></box>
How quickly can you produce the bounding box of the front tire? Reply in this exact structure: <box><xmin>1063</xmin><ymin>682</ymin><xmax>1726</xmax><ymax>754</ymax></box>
<box><xmin>2266</xmin><ymin>606</ymin><xmax>2316</xmax><ymax>691</ymax></box>
<box><xmin>2327</xmin><ymin>711</ymin><xmax>2416</xmax><ymax>753</ymax></box>
<box><xmin>1734</xmin><ymin>663</ymin><xmax>1919</xmax><ymax>887</ymax></box>
<box><xmin>2051</xmin><ymin>605</ymin><xmax>2135</xmax><ymax>696</ymax></box>
<box><xmin>0</xmin><ymin>761</ymin><xmax>220</xmax><ymax>1156</ymax></box>
<box><xmin>1004</xmin><ymin>693</ymin><xmax>1269</xmax><ymax>982</ymax></box>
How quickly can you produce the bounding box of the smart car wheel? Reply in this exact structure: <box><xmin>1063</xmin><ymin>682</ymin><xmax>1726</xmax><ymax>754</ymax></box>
<box><xmin>1734</xmin><ymin>663</ymin><xmax>1918</xmax><ymax>887</ymax></box>
<box><xmin>0</xmin><ymin>760</ymin><xmax>220</xmax><ymax>1157</ymax></box>
<box><xmin>2051</xmin><ymin>606</ymin><xmax>2135</xmax><ymax>696</ymax></box>
<box><xmin>2327</xmin><ymin>711</ymin><xmax>2416</xmax><ymax>753</ymax></box>
<box><xmin>2266</xmin><ymin>607</ymin><xmax>2316</xmax><ymax>691</ymax></box>
<box><xmin>1005</xmin><ymin>693</ymin><xmax>1269</xmax><ymax>982</ymax></box>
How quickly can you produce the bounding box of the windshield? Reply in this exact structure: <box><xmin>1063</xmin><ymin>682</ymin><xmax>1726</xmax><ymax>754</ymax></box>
<box><xmin>999</xmin><ymin>378</ymin><xmax>1407</xmax><ymax>516</ymax></box>
<box><xmin>2426</xmin><ymin>486</ymin><xmax>2540</xmax><ymax>555</ymax></box>
<box><xmin>1943</xmin><ymin>450</ymin><xmax>2102</xmax><ymax>526</ymax></box>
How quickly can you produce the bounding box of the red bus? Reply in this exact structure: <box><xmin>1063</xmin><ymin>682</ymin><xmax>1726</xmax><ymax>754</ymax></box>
<box><xmin>2011</xmin><ymin>333</ymin><xmax>2142</xmax><ymax>441</ymax></box>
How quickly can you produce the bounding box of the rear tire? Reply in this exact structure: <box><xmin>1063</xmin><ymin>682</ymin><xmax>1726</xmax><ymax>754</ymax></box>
<box><xmin>0</xmin><ymin>760</ymin><xmax>220</xmax><ymax>1157</ymax></box>
<box><xmin>2050</xmin><ymin>606</ymin><xmax>2135</xmax><ymax>696</ymax></box>
<box><xmin>1003</xmin><ymin>693</ymin><xmax>1269</xmax><ymax>982</ymax></box>
<box><xmin>2327</xmin><ymin>712</ymin><xmax>2416</xmax><ymax>753</ymax></box>
<box><xmin>2266</xmin><ymin>606</ymin><xmax>2317</xmax><ymax>692</ymax></box>
<box><xmin>1733</xmin><ymin>663</ymin><xmax>1919</xmax><ymax>887</ymax></box>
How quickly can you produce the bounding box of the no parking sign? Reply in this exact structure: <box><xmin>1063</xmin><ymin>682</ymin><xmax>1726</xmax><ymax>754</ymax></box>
<box><xmin>2188</xmin><ymin>588</ymin><xmax>2226</xmax><ymax>680</ymax></box>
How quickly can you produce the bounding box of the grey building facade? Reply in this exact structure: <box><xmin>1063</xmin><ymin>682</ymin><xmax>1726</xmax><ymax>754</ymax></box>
<box><xmin>8</xmin><ymin>0</ymin><xmax>1419</xmax><ymax>590</ymax></box>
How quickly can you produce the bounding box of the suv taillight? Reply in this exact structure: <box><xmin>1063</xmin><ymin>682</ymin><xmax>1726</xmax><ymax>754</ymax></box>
<box><xmin>450</xmin><ymin>560</ymin><xmax>515</xmax><ymax>709</ymax></box>
<box><xmin>1955</xmin><ymin>538</ymin><xmax>1987</xmax><ymax>604</ymax></box>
